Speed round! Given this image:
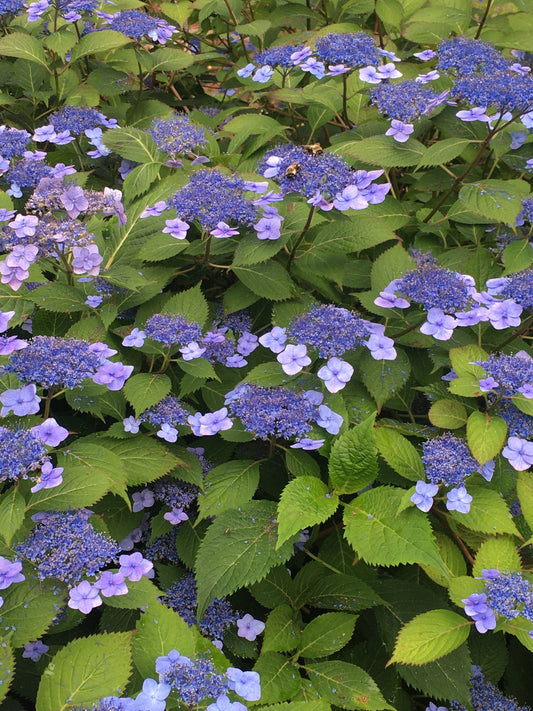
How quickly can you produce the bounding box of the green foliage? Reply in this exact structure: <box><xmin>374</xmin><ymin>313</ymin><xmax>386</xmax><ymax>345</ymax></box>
<box><xmin>277</xmin><ymin>476</ymin><xmax>339</xmax><ymax>548</ymax></box>
<box><xmin>195</xmin><ymin>501</ymin><xmax>299</xmax><ymax>618</ymax></box>
<box><xmin>390</xmin><ymin>610</ymin><xmax>471</xmax><ymax>666</ymax></box>
<box><xmin>329</xmin><ymin>415</ymin><xmax>378</xmax><ymax>494</ymax></box>
<box><xmin>36</xmin><ymin>633</ymin><xmax>133</xmax><ymax>711</ymax></box>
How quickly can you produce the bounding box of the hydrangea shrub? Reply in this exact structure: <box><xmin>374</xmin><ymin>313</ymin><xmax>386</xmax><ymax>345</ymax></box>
<box><xmin>0</xmin><ymin>0</ymin><xmax>532</xmax><ymax>709</ymax></box>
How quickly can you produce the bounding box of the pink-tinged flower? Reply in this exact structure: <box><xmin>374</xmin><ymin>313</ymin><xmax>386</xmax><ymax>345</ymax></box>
<box><xmin>164</xmin><ymin>507</ymin><xmax>189</xmax><ymax>525</ymax></box>
<box><xmin>60</xmin><ymin>185</ymin><xmax>89</xmax><ymax>218</ymax></box>
<box><xmin>366</xmin><ymin>333</ymin><xmax>396</xmax><ymax>360</ymax></box>
<box><xmin>277</xmin><ymin>344</ymin><xmax>311</xmax><ymax>375</ymax></box>
<box><xmin>92</xmin><ymin>361</ymin><xmax>134</xmax><ymax>390</ymax></box>
<box><xmin>317</xmin><ymin>357</ymin><xmax>353</xmax><ymax>393</ymax></box>
<box><xmin>157</xmin><ymin>423</ymin><xmax>178</xmax><ymax>442</ymax></box>
<box><xmin>0</xmin><ymin>310</ymin><xmax>14</xmax><ymax>334</ymax></box>
<box><xmin>71</xmin><ymin>244</ymin><xmax>103</xmax><ymax>276</ymax></box>
<box><xmin>22</xmin><ymin>640</ymin><xmax>49</xmax><ymax>661</ymax></box>
<box><xmin>502</xmin><ymin>436</ymin><xmax>533</xmax><ymax>471</ymax></box>
<box><xmin>237</xmin><ymin>613</ymin><xmax>265</xmax><ymax>641</ymax></box>
<box><xmin>68</xmin><ymin>580</ymin><xmax>102</xmax><ymax>614</ymax></box>
<box><xmin>118</xmin><ymin>552</ymin><xmax>153</xmax><ymax>581</ymax></box>
<box><xmin>420</xmin><ymin>308</ymin><xmax>457</xmax><ymax>340</ymax></box>
<box><xmin>30</xmin><ymin>462</ymin><xmax>64</xmax><ymax>493</ymax></box>
<box><xmin>385</xmin><ymin>120</ymin><xmax>414</xmax><ymax>143</ymax></box>
<box><xmin>258</xmin><ymin>327</ymin><xmax>286</xmax><ymax>353</ymax></box>
<box><xmin>8</xmin><ymin>214</ymin><xmax>39</xmax><ymax>238</ymax></box>
<box><xmin>140</xmin><ymin>201</ymin><xmax>167</xmax><ymax>218</ymax></box>
<box><xmin>95</xmin><ymin>571</ymin><xmax>128</xmax><ymax>597</ymax></box>
<box><xmin>333</xmin><ymin>185</ymin><xmax>368</xmax><ymax>211</ymax></box>
<box><xmin>5</xmin><ymin>245</ymin><xmax>39</xmax><ymax>270</ymax></box>
<box><xmin>0</xmin><ymin>384</ymin><xmax>40</xmax><ymax>417</ymax></box>
<box><xmin>163</xmin><ymin>217</ymin><xmax>190</xmax><ymax>239</ymax></box>
<box><xmin>210</xmin><ymin>221</ymin><xmax>239</xmax><ymax>238</ymax></box>
<box><xmin>132</xmin><ymin>489</ymin><xmax>154</xmax><ymax>512</ymax></box>
<box><xmin>123</xmin><ymin>327</ymin><xmax>146</xmax><ymax>347</ymax></box>
<box><xmin>487</xmin><ymin>299</ymin><xmax>522</xmax><ymax>330</ymax></box>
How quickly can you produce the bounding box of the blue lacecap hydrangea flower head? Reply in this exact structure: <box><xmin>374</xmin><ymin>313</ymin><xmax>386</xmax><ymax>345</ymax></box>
<box><xmin>17</xmin><ymin>509</ymin><xmax>121</xmax><ymax>584</ymax></box>
<box><xmin>437</xmin><ymin>36</ymin><xmax>510</xmax><ymax>76</ymax></box>
<box><xmin>167</xmin><ymin>169</ymin><xmax>258</xmax><ymax>230</ymax></box>
<box><xmin>314</xmin><ymin>32</ymin><xmax>379</xmax><ymax>67</ymax></box>
<box><xmin>422</xmin><ymin>433</ymin><xmax>478</xmax><ymax>486</ymax></box>
<box><xmin>0</xmin><ymin>427</ymin><xmax>48</xmax><ymax>482</ymax></box>
<box><xmin>149</xmin><ymin>113</ymin><xmax>208</xmax><ymax>159</ymax></box>
<box><xmin>288</xmin><ymin>303</ymin><xmax>372</xmax><ymax>357</ymax></box>
<box><xmin>371</xmin><ymin>80</ymin><xmax>440</xmax><ymax>123</ymax></box>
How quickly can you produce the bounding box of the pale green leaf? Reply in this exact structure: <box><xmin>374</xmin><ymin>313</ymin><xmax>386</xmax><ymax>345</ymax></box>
<box><xmin>466</xmin><ymin>411</ymin><xmax>507</xmax><ymax>465</ymax></box>
<box><xmin>299</xmin><ymin>612</ymin><xmax>356</xmax><ymax>658</ymax></box>
<box><xmin>277</xmin><ymin>476</ymin><xmax>339</xmax><ymax>548</ymax></box>
<box><xmin>197</xmin><ymin>460</ymin><xmax>260</xmax><ymax>522</ymax></box>
<box><xmin>374</xmin><ymin>427</ymin><xmax>424</xmax><ymax>481</ymax></box>
<box><xmin>329</xmin><ymin>415</ymin><xmax>378</xmax><ymax>494</ymax></box>
<box><xmin>123</xmin><ymin>373</ymin><xmax>172</xmax><ymax>417</ymax></box>
<box><xmin>390</xmin><ymin>610</ymin><xmax>470</xmax><ymax>665</ymax></box>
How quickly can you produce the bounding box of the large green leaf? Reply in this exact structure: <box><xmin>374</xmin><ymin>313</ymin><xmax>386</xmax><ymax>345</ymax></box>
<box><xmin>329</xmin><ymin>415</ymin><xmax>378</xmax><ymax>494</ymax></box>
<box><xmin>450</xmin><ymin>485</ymin><xmax>519</xmax><ymax>535</ymax></box>
<box><xmin>0</xmin><ymin>640</ymin><xmax>14</xmax><ymax>702</ymax></box>
<box><xmin>305</xmin><ymin>574</ymin><xmax>383</xmax><ymax>613</ymax></box>
<box><xmin>0</xmin><ymin>33</ymin><xmax>49</xmax><ymax>69</ymax></box>
<box><xmin>360</xmin><ymin>347</ymin><xmax>411</xmax><ymax>407</ymax></box>
<box><xmin>277</xmin><ymin>476</ymin><xmax>339</xmax><ymax>548</ymax></box>
<box><xmin>1</xmin><ymin>577</ymin><xmax>60</xmax><ymax>648</ymax></box>
<box><xmin>334</xmin><ymin>137</ymin><xmax>426</xmax><ymax>167</ymax></box>
<box><xmin>0</xmin><ymin>487</ymin><xmax>25</xmax><ymax>545</ymax></box>
<box><xmin>390</xmin><ymin>610</ymin><xmax>471</xmax><ymax>665</ymax></box>
<box><xmin>253</xmin><ymin>652</ymin><xmax>301</xmax><ymax>704</ymax></box>
<box><xmin>162</xmin><ymin>284</ymin><xmax>209</xmax><ymax>326</ymax></box>
<box><xmin>36</xmin><ymin>632</ymin><xmax>133</xmax><ymax>711</ymax></box>
<box><xmin>132</xmin><ymin>601</ymin><xmax>196</xmax><ymax>678</ymax></box>
<box><xmin>298</xmin><ymin>612</ymin><xmax>356</xmax><ymax>658</ymax></box>
<box><xmin>102</xmin><ymin>127</ymin><xmax>165</xmax><ymax>163</ymax></box>
<box><xmin>195</xmin><ymin>500</ymin><xmax>298</xmax><ymax>618</ymax></box>
<box><xmin>233</xmin><ymin>262</ymin><xmax>295</xmax><ymax>300</ymax></box>
<box><xmin>466</xmin><ymin>411</ymin><xmax>507</xmax><ymax>465</ymax></box>
<box><xmin>197</xmin><ymin>460</ymin><xmax>260</xmax><ymax>522</ymax></box>
<box><xmin>343</xmin><ymin>487</ymin><xmax>446</xmax><ymax>573</ymax></box>
<box><xmin>374</xmin><ymin>427</ymin><xmax>424</xmax><ymax>481</ymax></box>
<box><xmin>28</xmin><ymin>443</ymin><xmax>120</xmax><ymax>511</ymax></box>
<box><xmin>456</xmin><ymin>179</ymin><xmax>529</xmax><ymax>227</ymax></box>
<box><xmin>262</xmin><ymin>604</ymin><xmax>301</xmax><ymax>653</ymax></box>
<box><xmin>304</xmin><ymin>660</ymin><xmax>394</xmax><ymax>710</ymax></box>
<box><xmin>69</xmin><ymin>30</ymin><xmax>130</xmax><ymax>61</ymax></box>
<box><xmin>123</xmin><ymin>373</ymin><xmax>172</xmax><ymax>417</ymax></box>
<box><xmin>95</xmin><ymin>435</ymin><xmax>181</xmax><ymax>486</ymax></box>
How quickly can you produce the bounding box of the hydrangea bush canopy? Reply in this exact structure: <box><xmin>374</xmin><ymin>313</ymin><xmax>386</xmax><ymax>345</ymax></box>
<box><xmin>0</xmin><ymin>0</ymin><xmax>532</xmax><ymax>709</ymax></box>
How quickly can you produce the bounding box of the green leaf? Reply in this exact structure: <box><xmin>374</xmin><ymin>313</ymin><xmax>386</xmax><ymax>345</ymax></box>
<box><xmin>309</xmin><ymin>214</ymin><xmax>398</xmax><ymax>255</ymax></box>
<box><xmin>457</xmin><ymin>179</ymin><xmax>529</xmax><ymax>227</ymax></box>
<box><xmin>329</xmin><ymin>415</ymin><xmax>377</xmax><ymax>494</ymax></box>
<box><xmin>343</xmin><ymin>487</ymin><xmax>446</xmax><ymax>573</ymax></box>
<box><xmin>448</xmin><ymin>375</ymin><xmax>482</xmax><ymax>397</ymax></box>
<box><xmin>178</xmin><ymin>358</ymin><xmax>218</xmax><ymax>380</ymax></box>
<box><xmin>420</xmin><ymin>532</ymin><xmax>467</xmax><ymax>588</ymax></box>
<box><xmin>299</xmin><ymin>612</ymin><xmax>356</xmax><ymax>658</ymax></box>
<box><xmin>233</xmin><ymin>262</ymin><xmax>295</xmax><ymax>300</ymax></box>
<box><xmin>225</xmin><ymin>114</ymin><xmax>287</xmax><ymax>154</ymax></box>
<box><xmin>417</xmin><ymin>138</ymin><xmax>471</xmax><ymax>167</ymax></box>
<box><xmin>245</xmin><ymin>362</ymin><xmax>289</xmax><ymax>386</ymax></box>
<box><xmin>472</xmin><ymin>536</ymin><xmax>521</xmax><ymax>578</ymax></box>
<box><xmin>1</xmin><ymin>577</ymin><xmax>60</xmax><ymax>647</ymax></box>
<box><xmin>137</xmin><ymin>233</ymin><xmax>189</xmax><ymax>262</ymax></box>
<box><xmin>517</xmin><ymin>471</ymin><xmax>533</xmax><ymax>531</ymax></box>
<box><xmin>123</xmin><ymin>162</ymin><xmax>162</xmax><ymax>201</ymax></box>
<box><xmin>132</xmin><ymin>600</ymin><xmax>196</xmax><ymax>678</ymax></box>
<box><xmin>334</xmin><ymin>137</ymin><xmax>426</xmax><ymax>167</ymax></box>
<box><xmin>102</xmin><ymin>127</ymin><xmax>164</xmax><ymax>163</ymax></box>
<box><xmin>0</xmin><ymin>487</ymin><xmax>25</xmax><ymax>545</ymax></box>
<box><xmin>253</xmin><ymin>652</ymin><xmax>301</xmax><ymax>704</ymax></box>
<box><xmin>511</xmin><ymin>393</ymin><xmax>533</xmax><ymax>416</ymax></box>
<box><xmin>449</xmin><ymin>344</ymin><xmax>488</xmax><ymax>378</ymax></box>
<box><xmin>94</xmin><ymin>436</ymin><xmax>180</xmax><ymax>486</ymax></box>
<box><xmin>0</xmin><ymin>640</ymin><xmax>14</xmax><ymax>702</ymax></box>
<box><xmin>360</xmin><ymin>348</ymin><xmax>411</xmax><ymax>407</ymax></box>
<box><xmin>250</xmin><ymin>566</ymin><xmax>295</xmax><ymax>609</ymax></box>
<box><xmin>449</xmin><ymin>485</ymin><xmax>519</xmax><ymax>535</ymax></box>
<box><xmin>285</xmin><ymin>448</ymin><xmax>321</xmax><ymax>478</ymax></box>
<box><xmin>262</xmin><ymin>604</ymin><xmax>301</xmax><ymax>653</ymax></box>
<box><xmin>0</xmin><ymin>32</ymin><xmax>49</xmax><ymax>69</ymax></box>
<box><xmin>69</xmin><ymin>30</ymin><xmax>130</xmax><ymax>61</ymax></box>
<box><xmin>101</xmin><ymin>576</ymin><xmax>163</xmax><ymax>610</ymax></box>
<box><xmin>195</xmin><ymin>500</ymin><xmax>298</xmax><ymax>618</ymax></box>
<box><xmin>123</xmin><ymin>373</ymin><xmax>172</xmax><ymax>417</ymax></box>
<box><xmin>145</xmin><ymin>47</ymin><xmax>194</xmax><ymax>71</ymax></box>
<box><xmin>162</xmin><ymin>284</ymin><xmax>209</xmax><ymax>326</ymax></box>
<box><xmin>277</xmin><ymin>476</ymin><xmax>339</xmax><ymax>548</ymax></box>
<box><xmin>36</xmin><ymin>632</ymin><xmax>132</xmax><ymax>711</ymax></box>
<box><xmin>26</xmin><ymin>283</ymin><xmax>90</xmax><ymax>313</ymax></box>
<box><xmin>466</xmin><ymin>411</ymin><xmax>507</xmax><ymax>465</ymax></box>
<box><xmin>428</xmin><ymin>399</ymin><xmax>468</xmax><ymax>429</ymax></box>
<box><xmin>305</xmin><ymin>660</ymin><xmax>393</xmax><ymax>710</ymax></box>
<box><xmin>28</xmin><ymin>443</ymin><xmax>119</xmax><ymax>511</ymax></box>
<box><xmin>197</xmin><ymin>460</ymin><xmax>260</xmax><ymax>522</ymax></box>
<box><xmin>502</xmin><ymin>240</ymin><xmax>533</xmax><ymax>275</ymax></box>
<box><xmin>397</xmin><ymin>643</ymin><xmax>472</xmax><ymax>708</ymax></box>
<box><xmin>374</xmin><ymin>427</ymin><xmax>424</xmax><ymax>481</ymax></box>
<box><xmin>305</xmin><ymin>574</ymin><xmax>384</xmax><ymax>613</ymax></box>
<box><xmin>390</xmin><ymin>610</ymin><xmax>470</xmax><ymax>666</ymax></box>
